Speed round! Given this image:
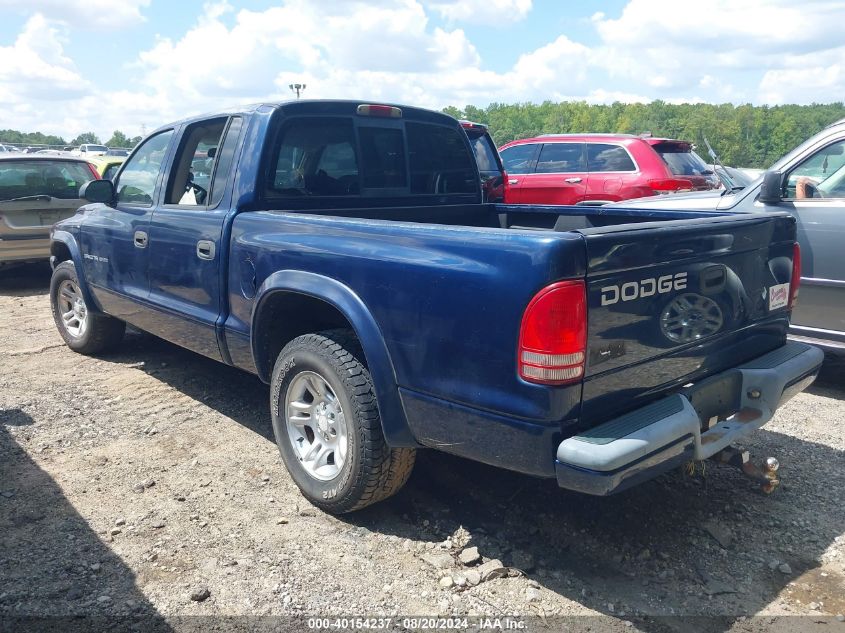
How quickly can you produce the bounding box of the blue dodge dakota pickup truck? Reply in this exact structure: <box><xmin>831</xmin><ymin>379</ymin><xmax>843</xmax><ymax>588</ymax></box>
<box><xmin>48</xmin><ymin>100</ymin><xmax>823</xmax><ymax>513</ymax></box>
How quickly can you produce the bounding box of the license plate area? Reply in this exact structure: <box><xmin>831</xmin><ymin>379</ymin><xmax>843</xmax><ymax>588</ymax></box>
<box><xmin>683</xmin><ymin>370</ymin><xmax>743</xmax><ymax>431</ymax></box>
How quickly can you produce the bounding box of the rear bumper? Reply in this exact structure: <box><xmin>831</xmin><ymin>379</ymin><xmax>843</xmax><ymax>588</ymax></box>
<box><xmin>0</xmin><ymin>236</ymin><xmax>51</xmax><ymax>263</ymax></box>
<box><xmin>555</xmin><ymin>341</ymin><xmax>824</xmax><ymax>495</ymax></box>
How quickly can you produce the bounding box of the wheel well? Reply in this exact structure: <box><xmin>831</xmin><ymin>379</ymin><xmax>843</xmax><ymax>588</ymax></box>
<box><xmin>51</xmin><ymin>241</ymin><xmax>72</xmax><ymax>263</ymax></box>
<box><xmin>254</xmin><ymin>291</ymin><xmax>359</xmax><ymax>380</ymax></box>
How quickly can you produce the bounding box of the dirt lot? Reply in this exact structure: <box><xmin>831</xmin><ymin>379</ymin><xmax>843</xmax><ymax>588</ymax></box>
<box><xmin>1</xmin><ymin>263</ymin><xmax>843</xmax><ymax>633</ymax></box>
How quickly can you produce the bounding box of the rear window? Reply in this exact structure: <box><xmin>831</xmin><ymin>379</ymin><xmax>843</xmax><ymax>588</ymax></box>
<box><xmin>406</xmin><ymin>122</ymin><xmax>477</xmax><ymax>194</ymax></box>
<box><xmin>270</xmin><ymin>118</ymin><xmax>360</xmax><ymax>196</ymax></box>
<box><xmin>267</xmin><ymin>117</ymin><xmax>477</xmax><ymax>197</ymax></box>
<box><xmin>86</xmin><ymin>145</ymin><xmax>108</xmax><ymax>152</ymax></box>
<box><xmin>654</xmin><ymin>143</ymin><xmax>710</xmax><ymax>176</ymax></box>
<box><xmin>359</xmin><ymin>127</ymin><xmax>406</xmax><ymax>189</ymax></box>
<box><xmin>0</xmin><ymin>160</ymin><xmax>93</xmax><ymax>201</ymax></box>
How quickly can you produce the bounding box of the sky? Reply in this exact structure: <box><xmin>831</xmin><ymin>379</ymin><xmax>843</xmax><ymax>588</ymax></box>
<box><xmin>0</xmin><ymin>0</ymin><xmax>844</xmax><ymax>141</ymax></box>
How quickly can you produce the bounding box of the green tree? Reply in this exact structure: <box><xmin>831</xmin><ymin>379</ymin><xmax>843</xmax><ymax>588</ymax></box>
<box><xmin>105</xmin><ymin>130</ymin><xmax>130</xmax><ymax>148</ymax></box>
<box><xmin>443</xmin><ymin>101</ymin><xmax>845</xmax><ymax>168</ymax></box>
<box><xmin>70</xmin><ymin>132</ymin><xmax>101</xmax><ymax>146</ymax></box>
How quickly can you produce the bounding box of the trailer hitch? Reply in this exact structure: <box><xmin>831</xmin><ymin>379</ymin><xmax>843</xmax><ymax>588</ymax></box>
<box><xmin>711</xmin><ymin>446</ymin><xmax>780</xmax><ymax>494</ymax></box>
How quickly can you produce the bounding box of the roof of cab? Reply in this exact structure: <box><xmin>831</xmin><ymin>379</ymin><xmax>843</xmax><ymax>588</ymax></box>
<box><xmin>150</xmin><ymin>100</ymin><xmax>459</xmax><ymax>136</ymax></box>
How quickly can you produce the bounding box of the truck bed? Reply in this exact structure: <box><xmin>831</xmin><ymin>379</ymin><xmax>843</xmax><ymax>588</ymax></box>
<box><xmin>277</xmin><ymin>200</ymin><xmax>724</xmax><ymax>231</ymax></box>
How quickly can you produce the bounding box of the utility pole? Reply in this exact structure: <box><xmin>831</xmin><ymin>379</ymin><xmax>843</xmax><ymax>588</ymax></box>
<box><xmin>289</xmin><ymin>83</ymin><xmax>306</xmax><ymax>99</ymax></box>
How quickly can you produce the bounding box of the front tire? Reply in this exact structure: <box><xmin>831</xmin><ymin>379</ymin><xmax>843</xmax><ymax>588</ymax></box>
<box><xmin>50</xmin><ymin>261</ymin><xmax>125</xmax><ymax>354</ymax></box>
<box><xmin>270</xmin><ymin>330</ymin><xmax>415</xmax><ymax>514</ymax></box>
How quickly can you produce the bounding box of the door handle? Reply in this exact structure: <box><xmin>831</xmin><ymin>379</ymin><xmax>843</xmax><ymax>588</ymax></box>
<box><xmin>564</xmin><ymin>177</ymin><xmax>582</xmax><ymax>184</ymax></box>
<box><xmin>508</xmin><ymin>179</ymin><xmax>519</xmax><ymax>185</ymax></box>
<box><xmin>196</xmin><ymin>240</ymin><xmax>216</xmax><ymax>261</ymax></box>
<box><xmin>134</xmin><ymin>230</ymin><xmax>148</xmax><ymax>248</ymax></box>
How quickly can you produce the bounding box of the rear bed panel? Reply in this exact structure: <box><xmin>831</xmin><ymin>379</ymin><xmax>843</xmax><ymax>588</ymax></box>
<box><xmin>577</xmin><ymin>212</ymin><xmax>796</xmax><ymax>428</ymax></box>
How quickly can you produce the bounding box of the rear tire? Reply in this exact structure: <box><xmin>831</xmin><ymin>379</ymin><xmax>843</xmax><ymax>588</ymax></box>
<box><xmin>50</xmin><ymin>261</ymin><xmax>125</xmax><ymax>354</ymax></box>
<box><xmin>270</xmin><ymin>329</ymin><xmax>415</xmax><ymax>514</ymax></box>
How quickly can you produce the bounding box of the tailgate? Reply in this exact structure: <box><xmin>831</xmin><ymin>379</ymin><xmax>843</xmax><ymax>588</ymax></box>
<box><xmin>577</xmin><ymin>212</ymin><xmax>797</xmax><ymax>427</ymax></box>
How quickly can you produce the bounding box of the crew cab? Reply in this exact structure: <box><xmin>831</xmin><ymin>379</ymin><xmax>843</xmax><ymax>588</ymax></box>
<box><xmin>49</xmin><ymin>101</ymin><xmax>822</xmax><ymax>513</ymax></box>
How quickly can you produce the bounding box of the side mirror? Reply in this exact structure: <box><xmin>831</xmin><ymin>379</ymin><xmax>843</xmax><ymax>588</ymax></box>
<box><xmin>758</xmin><ymin>170</ymin><xmax>783</xmax><ymax>204</ymax></box>
<box><xmin>80</xmin><ymin>179</ymin><xmax>115</xmax><ymax>204</ymax></box>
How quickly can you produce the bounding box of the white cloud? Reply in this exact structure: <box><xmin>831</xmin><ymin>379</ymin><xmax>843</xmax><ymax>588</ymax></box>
<box><xmin>759</xmin><ymin>62</ymin><xmax>845</xmax><ymax>105</ymax></box>
<box><xmin>590</xmin><ymin>0</ymin><xmax>845</xmax><ymax>102</ymax></box>
<box><xmin>423</xmin><ymin>0</ymin><xmax>532</xmax><ymax>25</ymax></box>
<box><xmin>3</xmin><ymin>0</ymin><xmax>845</xmax><ymax>140</ymax></box>
<box><xmin>0</xmin><ymin>0</ymin><xmax>150</xmax><ymax>29</ymax></box>
<box><xmin>0</xmin><ymin>14</ymin><xmax>89</xmax><ymax>101</ymax></box>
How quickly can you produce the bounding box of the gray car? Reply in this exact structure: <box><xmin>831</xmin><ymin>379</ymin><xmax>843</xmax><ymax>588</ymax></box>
<box><xmin>615</xmin><ymin>118</ymin><xmax>845</xmax><ymax>354</ymax></box>
<box><xmin>0</xmin><ymin>155</ymin><xmax>96</xmax><ymax>266</ymax></box>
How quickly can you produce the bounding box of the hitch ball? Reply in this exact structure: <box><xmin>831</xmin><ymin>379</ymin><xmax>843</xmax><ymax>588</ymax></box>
<box><xmin>764</xmin><ymin>457</ymin><xmax>779</xmax><ymax>473</ymax></box>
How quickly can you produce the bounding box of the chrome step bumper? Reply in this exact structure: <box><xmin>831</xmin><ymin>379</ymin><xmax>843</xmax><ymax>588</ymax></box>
<box><xmin>555</xmin><ymin>342</ymin><xmax>824</xmax><ymax>495</ymax></box>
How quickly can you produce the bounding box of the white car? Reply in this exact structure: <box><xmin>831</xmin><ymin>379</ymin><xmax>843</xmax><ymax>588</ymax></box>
<box><xmin>71</xmin><ymin>144</ymin><xmax>109</xmax><ymax>157</ymax></box>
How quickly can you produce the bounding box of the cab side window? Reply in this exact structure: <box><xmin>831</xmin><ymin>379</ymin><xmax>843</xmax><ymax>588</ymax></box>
<box><xmin>165</xmin><ymin>118</ymin><xmax>228</xmax><ymax>206</ymax></box>
<box><xmin>116</xmin><ymin>130</ymin><xmax>174</xmax><ymax>206</ymax></box>
<box><xmin>784</xmin><ymin>140</ymin><xmax>845</xmax><ymax>199</ymax></box>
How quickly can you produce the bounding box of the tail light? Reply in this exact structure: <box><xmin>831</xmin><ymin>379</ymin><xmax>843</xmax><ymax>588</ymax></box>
<box><xmin>518</xmin><ymin>280</ymin><xmax>587</xmax><ymax>385</ymax></box>
<box><xmin>648</xmin><ymin>178</ymin><xmax>693</xmax><ymax>194</ymax></box>
<box><xmin>789</xmin><ymin>242</ymin><xmax>801</xmax><ymax>309</ymax></box>
<box><xmin>86</xmin><ymin>162</ymin><xmax>100</xmax><ymax>179</ymax></box>
<box><xmin>356</xmin><ymin>104</ymin><xmax>402</xmax><ymax>118</ymax></box>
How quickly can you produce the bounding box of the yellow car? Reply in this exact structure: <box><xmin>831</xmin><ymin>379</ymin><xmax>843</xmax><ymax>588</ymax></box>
<box><xmin>86</xmin><ymin>155</ymin><xmax>126</xmax><ymax>181</ymax></box>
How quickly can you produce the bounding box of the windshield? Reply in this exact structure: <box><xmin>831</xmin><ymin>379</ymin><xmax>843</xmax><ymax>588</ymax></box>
<box><xmin>86</xmin><ymin>145</ymin><xmax>108</xmax><ymax>152</ymax></box>
<box><xmin>0</xmin><ymin>160</ymin><xmax>93</xmax><ymax>201</ymax></box>
<box><xmin>654</xmin><ymin>144</ymin><xmax>711</xmax><ymax>176</ymax></box>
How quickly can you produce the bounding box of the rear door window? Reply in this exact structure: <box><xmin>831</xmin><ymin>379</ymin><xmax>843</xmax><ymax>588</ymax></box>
<box><xmin>587</xmin><ymin>143</ymin><xmax>636</xmax><ymax>172</ymax></box>
<box><xmin>406</xmin><ymin>122</ymin><xmax>477</xmax><ymax>194</ymax></box>
<box><xmin>536</xmin><ymin>143</ymin><xmax>585</xmax><ymax>173</ymax></box>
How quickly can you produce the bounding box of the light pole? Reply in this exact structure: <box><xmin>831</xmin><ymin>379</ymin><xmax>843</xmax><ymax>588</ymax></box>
<box><xmin>289</xmin><ymin>83</ymin><xmax>306</xmax><ymax>99</ymax></box>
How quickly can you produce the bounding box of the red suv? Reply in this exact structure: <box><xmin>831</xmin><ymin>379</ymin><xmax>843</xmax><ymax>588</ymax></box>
<box><xmin>499</xmin><ymin>133</ymin><xmax>719</xmax><ymax>205</ymax></box>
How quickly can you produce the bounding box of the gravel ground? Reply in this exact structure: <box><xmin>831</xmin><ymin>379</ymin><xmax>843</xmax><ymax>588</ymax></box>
<box><xmin>0</xmin><ymin>263</ymin><xmax>843</xmax><ymax>633</ymax></box>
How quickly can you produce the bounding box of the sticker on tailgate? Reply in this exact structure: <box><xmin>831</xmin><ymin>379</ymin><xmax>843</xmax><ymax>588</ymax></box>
<box><xmin>768</xmin><ymin>283</ymin><xmax>790</xmax><ymax>310</ymax></box>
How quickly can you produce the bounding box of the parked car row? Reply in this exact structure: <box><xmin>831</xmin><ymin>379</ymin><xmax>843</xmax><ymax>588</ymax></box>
<box><xmin>0</xmin><ymin>144</ymin><xmax>132</xmax><ymax>157</ymax></box>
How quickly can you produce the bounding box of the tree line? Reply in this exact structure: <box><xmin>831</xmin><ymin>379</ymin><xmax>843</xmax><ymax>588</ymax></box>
<box><xmin>443</xmin><ymin>101</ymin><xmax>845</xmax><ymax>169</ymax></box>
<box><xmin>0</xmin><ymin>129</ymin><xmax>141</xmax><ymax>149</ymax></box>
<box><xmin>6</xmin><ymin>101</ymin><xmax>845</xmax><ymax>167</ymax></box>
